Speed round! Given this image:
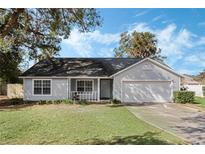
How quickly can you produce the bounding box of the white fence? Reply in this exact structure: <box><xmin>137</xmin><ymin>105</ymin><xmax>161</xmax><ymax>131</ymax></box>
<box><xmin>7</xmin><ymin>84</ymin><xmax>23</xmax><ymax>98</ymax></box>
<box><xmin>185</xmin><ymin>85</ymin><xmax>205</xmax><ymax>97</ymax></box>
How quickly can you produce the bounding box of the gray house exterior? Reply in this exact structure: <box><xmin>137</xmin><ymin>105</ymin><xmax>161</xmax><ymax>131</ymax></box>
<box><xmin>20</xmin><ymin>58</ymin><xmax>181</xmax><ymax>103</ymax></box>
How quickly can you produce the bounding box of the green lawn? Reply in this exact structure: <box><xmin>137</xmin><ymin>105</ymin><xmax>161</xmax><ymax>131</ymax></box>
<box><xmin>0</xmin><ymin>104</ymin><xmax>184</xmax><ymax>145</ymax></box>
<box><xmin>195</xmin><ymin>96</ymin><xmax>205</xmax><ymax>107</ymax></box>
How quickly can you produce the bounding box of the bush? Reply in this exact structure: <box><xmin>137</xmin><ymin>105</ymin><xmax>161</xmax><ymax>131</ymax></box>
<box><xmin>37</xmin><ymin>100</ymin><xmax>54</xmax><ymax>105</ymax></box>
<box><xmin>111</xmin><ymin>99</ymin><xmax>121</xmax><ymax>104</ymax></box>
<box><xmin>78</xmin><ymin>99</ymin><xmax>89</xmax><ymax>105</ymax></box>
<box><xmin>173</xmin><ymin>91</ymin><xmax>195</xmax><ymax>104</ymax></box>
<box><xmin>37</xmin><ymin>99</ymin><xmax>90</xmax><ymax>105</ymax></box>
<box><xmin>38</xmin><ymin>100</ymin><xmax>73</xmax><ymax>105</ymax></box>
<box><xmin>9</xmin><ymin>98</ymin><xmax>24</xmax><ymax>105</ymax></box>
<box><xmin>62</xmin><ymin>99</ymin><xmax>74</xmax><ymax>104</ymax></box>
<box><xmin>54</xmin><ymin>100</ymin><xmax>62</xmax><ymax>104</ymax></box>
<box><xmin>202</xmin><ymin>86</ymin><xmax>205</xmax><ymax>97</ymax></box>
<box><xmin>37</xmin><ymin>100</ymin><xmax>46</xmax><ymax>105</ymax></box>
<box><xmin>46</xmin><ymin>100</ymin><xmax>54</xmax><ymax>104</ymax></box>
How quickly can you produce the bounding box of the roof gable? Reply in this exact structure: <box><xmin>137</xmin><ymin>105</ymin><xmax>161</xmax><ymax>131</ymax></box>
<box><xmin>111</xmin><ymin>58</ymin><xmax>182</xmax><ymax>77</ymax></box>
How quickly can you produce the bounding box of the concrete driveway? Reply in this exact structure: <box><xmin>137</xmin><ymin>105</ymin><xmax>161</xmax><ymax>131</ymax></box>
<box><xmin>127</xmin><ymin>103</ymin><xmax>205</xmax><ymax>144</ymax></box>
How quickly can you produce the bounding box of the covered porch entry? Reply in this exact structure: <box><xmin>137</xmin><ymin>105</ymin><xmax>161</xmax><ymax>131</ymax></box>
<box><xmin>68</xmin><ymin>78</ymin><xmax>113</xmax><ymax>102</ymax></box>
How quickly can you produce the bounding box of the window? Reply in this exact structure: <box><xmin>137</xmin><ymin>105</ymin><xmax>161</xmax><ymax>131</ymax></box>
<box><xmin>34</xmin><ymin>80</ymin><xmax>42</xmax><ymax>95</ymax></box>
<box><xmin>43</xmin><ymin>80</ymin><xmax>51</xmax><ymax>94</ymax></box>
<box><xmin>33</xmin><ymin>80</ymin><xmax>51</xmax><ymax>95</ymax></box>
<box><xmin>77</xmin><ymin>80</ymin><xmax>93</xmax><ymax>92</ymax></box>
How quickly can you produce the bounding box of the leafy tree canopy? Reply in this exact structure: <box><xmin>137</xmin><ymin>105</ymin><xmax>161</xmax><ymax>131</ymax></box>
<box><xmin>0</xmin><ymin>51</ymin><xmax>22</xmax><ymax>83</ymax></box>
<box><xmin>0</xmin><ymin>8</ymin><xmax>101</xmax><ymax>83</ymax></box>
<box><xmin>0</xmin><ymin>8</ymin><xmax>101</xmax><ymax>61</ymax></box>
<box><xmin>114</xmin><ymin>31</ymin><xmax>165</xmax><ymax>60</ymax></box>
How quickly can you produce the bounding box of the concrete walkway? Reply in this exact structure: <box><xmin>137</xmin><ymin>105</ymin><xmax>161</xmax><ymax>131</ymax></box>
<box><xmin>127</xmin><ymin>103</ymin><xmax>205</xmax><ymax>144</ymax></box>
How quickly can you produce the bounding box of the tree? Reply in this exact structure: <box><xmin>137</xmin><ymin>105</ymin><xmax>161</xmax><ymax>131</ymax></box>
<box><xmin>114</xmin><ymin>31</ymin><xmax>165</xmax><ymax>60</ymax></box>
<box><xmin>0</xmin><ymin>51</ymin><xmax>22</xmax><ymax>83</ymax></box>
<box><xmin>0</xmin><ymin>8</ymin><xmax>101</xmax><ymax>62</ymax></box>
<box><xmin>194</xmin><ymin>69</ymin><xmax>205</xmax><ymax>84</ymax></box>
<box><xmin>0</xmin><ymin>8</ymin><xmax>101</xmax><ymax>83</ymax></box>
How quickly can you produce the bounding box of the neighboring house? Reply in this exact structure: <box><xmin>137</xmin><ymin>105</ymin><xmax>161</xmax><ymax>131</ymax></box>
<box><xmin>19</xmin><ymin>58</ymin><xmax>181</xmax><ymax>103</ymax></box>
<box><xmin>181</xmin><ymin>74</ymin><xmax>200</xmax><ymax>85</ymax></box>
<box><xmin>181</xmin><ymin>74</ymin><xmax>204</xmax><ymax>97</ymax></box>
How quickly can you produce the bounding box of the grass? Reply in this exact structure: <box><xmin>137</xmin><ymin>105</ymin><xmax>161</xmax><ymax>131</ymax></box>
<box><xmin>195</xmin><ymin>96</ymin><xmax>205</xmax><ymax>108</ymax></box>
<box><xmin>0</xmin><ymin>104</ymin><xmax>185</xmax><ymax>145</ymax></box>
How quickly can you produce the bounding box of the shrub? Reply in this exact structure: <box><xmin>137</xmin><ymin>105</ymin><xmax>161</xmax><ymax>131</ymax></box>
<box><xmin>111</xmin><ymin>99</ymin><xmax>121</xmax><ymax>104</ymax></box>
<box><xmin>47</xmin><ymin>100</ymin><xmax>54</xmax><ymax>104</ymax></box>
<box><xmin>54</xmin><ymin>100</ymin><xmax>62</xmax><ymax>104</ymax></box>
<box><xmin>38</xmin><ymin>100</ymin><xmax>54</xmax><ymax>104</ymax></box>
<box><xmin>9</xmin><ymin>98</ymin><xmax>24</xmax><ymax>105</ymax></box>
<box><xmin>173</xmin><ymin>91</ymin><xmax>195</xmax><ymax>104</ymax></box>
<box><xmin>62</xmin><ymin>99</ymin><xmax>74</xmax><ymax>104</ymax></box>
<box><xmin>38</xmin><ymin>99</ymin><xmax>75</xmax><ymax>105</ymax></box>
<box><xmin>202</xmin><ymin>86</ymin><xmax>205</xmax><ymax>97</ymax></box>
<box><xmin>38</xmin><ymin>100</ymin><xmax>46</xmax><ymax>105</ymax></box>
<box><xmin>78</xmin><ymin>99</ymin><xmax>89</xmax><ymax>105</ymax></box>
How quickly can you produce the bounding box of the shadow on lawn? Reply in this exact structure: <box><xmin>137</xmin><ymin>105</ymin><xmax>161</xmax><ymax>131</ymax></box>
<box><xmin>75</xmin><ymin>132</ymin><xmax>170</xmax><ymax>145</ymax></box>
<box><xmin>0</xmin><ymin>98</ymin><xmax>36</xmax><ymax>110</ymax></box>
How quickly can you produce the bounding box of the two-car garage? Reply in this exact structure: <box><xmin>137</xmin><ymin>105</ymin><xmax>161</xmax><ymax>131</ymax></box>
<box><xmin>122</xmin><ymin>81</ymin><xmax>173</xmax><ymax>103</ymax></box>
<box><xmin>112</xmin><ymin>58</ymin><xmax>181</xmax><ymax>104</ymax></box>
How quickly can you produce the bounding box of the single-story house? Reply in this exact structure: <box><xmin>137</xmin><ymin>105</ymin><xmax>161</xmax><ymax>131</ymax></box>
<box><xmin>20</xmin><ymin>57</ymin><xmax>181</xmax><ymax>104</ymax></box>
<box><xmin>181</xmin><ymin>74</ymin><xmax>204</xmax><ymax>97</ymax></box>
<box><xmin>181</xmin><ymin>74</ymin><xmax>200</xmax><ymax>85</ymax></box>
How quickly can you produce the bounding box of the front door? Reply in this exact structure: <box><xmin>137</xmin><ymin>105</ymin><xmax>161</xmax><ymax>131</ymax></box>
<box><xmin>100</xmin><ymin>79</ymin><xmax>113</xmax><ymax>100</ymax></box>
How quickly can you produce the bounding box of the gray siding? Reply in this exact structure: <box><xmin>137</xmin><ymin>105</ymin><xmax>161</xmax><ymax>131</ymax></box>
<box><xmin>113</xmin><ymin>60</ymin><xmax>180</xmax><ymax>100</ymax></box>
<box><xmin>23</xmin><ymin>78</ymin><xmax>68</xmax><ymax>101</ymax></box>
<box><xmin>23</xmin><ymin>78</ymin><xmax>99</xmax><ymax>101</ymax></box>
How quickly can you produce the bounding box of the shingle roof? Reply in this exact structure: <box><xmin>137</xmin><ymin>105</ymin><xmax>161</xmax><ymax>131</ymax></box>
<box><xmin>21</xmin><ymin>57</ymin><xmax>143</xmax><ymax>77</ymax></box>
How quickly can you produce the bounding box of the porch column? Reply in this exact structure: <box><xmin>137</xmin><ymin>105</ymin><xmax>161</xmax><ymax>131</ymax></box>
<box><xmin>97</xmin><ymin>78</ymin><xmax>100</xmax><ymax>102</ymax></box>
<box><xmin>68</xmin><ymin>78</ymin><xmax>71</xmax><ymax>99</ymax></box>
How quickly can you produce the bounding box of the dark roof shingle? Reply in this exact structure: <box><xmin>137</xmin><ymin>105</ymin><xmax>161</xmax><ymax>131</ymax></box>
<box><xmin>21</xmin><ymin>58</ymin><xmax>143</xmax><ymax>77</ymax></box>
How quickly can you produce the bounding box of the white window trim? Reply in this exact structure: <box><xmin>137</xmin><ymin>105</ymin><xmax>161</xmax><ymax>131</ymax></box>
<box><xmin>76</xmin><ymin>79</ymin><xmax>94</xmax><ymax>92</ymax></box>
<box><xmin>32</xmin><ymin>79</ymin><xmax>52</xmax><ymax>96</ymax></box>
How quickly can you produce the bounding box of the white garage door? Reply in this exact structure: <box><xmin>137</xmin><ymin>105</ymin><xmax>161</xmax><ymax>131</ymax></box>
<box><xmin>122</xmin><ymin>81</ymin><xmax>172</xmax><ymax>103</ymax></box>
